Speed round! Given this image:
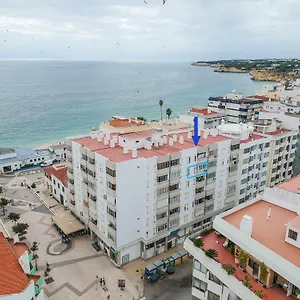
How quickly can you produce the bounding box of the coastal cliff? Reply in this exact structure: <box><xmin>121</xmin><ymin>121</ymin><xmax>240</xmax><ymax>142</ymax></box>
<box><xmin>250</xmin><ymin>70</ymin><xmax>299</xmax><ymax>82</ymax></box>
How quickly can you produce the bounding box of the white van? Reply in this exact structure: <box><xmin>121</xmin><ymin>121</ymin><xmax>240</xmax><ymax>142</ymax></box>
<box><xmin>40</xmin><ymin>159</ymin><xmax>54</xmax><ymax>167</ymax></box>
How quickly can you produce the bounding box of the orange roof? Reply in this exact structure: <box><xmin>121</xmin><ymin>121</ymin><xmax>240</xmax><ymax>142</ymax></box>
<box><xmin>0</xmin><ymin>232</ymin><xmax>31</xmax><ymax>295</ymax></box>
<box><xmin>223</xmin><ymin>200</ymin><xmax>300</xmax><ymax>268</ymax></box>
<box><xmin>120</xmin><ymin>130</ymin><xmax>154</xmax><ymax>139</ymax></box>
<box><xmin>108</xmin><ymin>119</ymin><xmax>143</xmax><ymax>128</ymax></box>
<box><xmin>249</xmin><ymin>95</ymin><xmax>278</xmax><ymax>102</ymax></box>
<box><xmin>27</xmin><ymin>274</ymin><xmax>41</xmax><ymax>285</ymax></box>
<box><xmin>44</xmin><ymin>164</ymin><xmax>68</xmax><ymax>187</ymax></box>
<box><xmin>7</xmin><ymin>239</ymin><xmax>31</xmax><ymax>260</ymax></box>
<box><xmin>201</xmin><ymin>231</ymin><xmax>294</xmax><ymax>300</ymax></box>
<box><xmin>190</xmin><ymin>107</ymin><xmax>219</xmax><ymax>115</ymax></box>
<box><xmin>75</xmin><ymin>131</ymin><xmax>231</xmax><ymax>163</ymax></box>
<box><xmin>276</xmin><ymin>174</ymin><xmax>300</xmax><ymax>194</ymax></box>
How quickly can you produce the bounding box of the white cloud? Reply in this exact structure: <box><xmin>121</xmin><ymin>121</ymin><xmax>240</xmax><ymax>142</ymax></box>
<box><xmin>0</xmin><ymin>0</ymin><xmax>300</xmax><ymax>60</ymax></box>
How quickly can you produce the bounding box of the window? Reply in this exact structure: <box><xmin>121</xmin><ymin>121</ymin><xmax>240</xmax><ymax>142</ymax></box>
<box><xmin>170</xmin><ymin>158</ymin><xmax>180</xmax><ymax>166</ymax></box>
<box><xmin>208</xmin><ymin>291</ymin><xmax>220</xmax><ymax>300</ymax></box>
<box><xmin>106</xmin><ymin>167</ymin><xmax>116</xmax><ymax>177</ymax></box>
<box><xmin>170</xmin><ymin>207</ymin><xmax>180</xmax><ymax>215</ymax></box>
<box><xmin>169</xmin><ymin>183</ymin><xmax>179</xmax><ymax>191</ymax></box>
<box><xmin>157</xmin><ymin>174</ymin><xmax>168</xmax><ymax>182</ymax></box>
<box><xmin>157</xmin><ymin>223</ymin><xmax>167</xmax><ymax>232</ymax></box>
<box><xmin>288</xmin><ymin>229</ymin><xmax>298</xmax><ymax>241</ymax></box>
<box><xmin>195</xmin><ymin>198</ymin><xmax>204</xmax><ymax>206</ymax></box>
<box><xmin>244</xmin><ymin>148</ymin><xmax>250</xmax><ymax>154</ymax></box>
<box><xmin>193</xmin><ymin>278</ymin><xmax>207</xmax><ymax>292</ymax></box>
<box><xmin>53</xmin><ymin>179</ymin><xmax>56</xmax><ymax>184</ymax></box>
<box><xmin>170</xmin><ymin>195</ymin><xmax>180</xmax><ymax>204</ymax></box>
<box><xmin>170</xmin><ymin>171</ymin><xmax>180</xmax><ymax>179</ymax></box>
<box><xmin>58</xmin><ymin>183</ymin><xmax>60</xmax><ymax>189</ymax></box>
<box><xmin>62</xmin><ymin>187</ymin><xmax>65</xmax><ymax>192</ymax></box>
<box><xmin>184</xmin><ymin>215</ymin><xmax>188</xmax><ymax>222</ymax></box>
<box><xmin>230</xmin><ymin>144</ymin><xmax>239</xmax><ymax>151</ymax></box>
<box><xmin>157</xmin><ymin>187</ymin><xmax>168</xmax><ymax>196</ymax></box>
<box><xmin>194</xmin><ymin>259</ymin><xmax>207</xmax><ymax>273</ymax></box>
<box><xmin>209</xmin><ymin>273</ymin><xmax>222</xmax><ymax>285</ymax></box>
<box><xmin>157</xmin><ymin>212</ymin><xmax>167</xmax><ymax>220</ymax></box>
<box><xmin>169</xmin><ymin>218</ymin><xmax>179</xmax><ymax>227</ymax></box>
<box><xmin>107</xmin><ymin>182</ymin><xmax>116</xmax><ymax>190</ymax></box>
<box><xmin>54</xmin><ymin>189</ymin><xmax>56</xmax><ymax>194</ymax></box>
<box><xmin>157</xmin><ymin>161</ymin><xmax>169</xmax><ymax>170</ymax></box>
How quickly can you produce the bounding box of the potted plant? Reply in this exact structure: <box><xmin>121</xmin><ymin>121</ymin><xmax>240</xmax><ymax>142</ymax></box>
<box><xmin>255</xmin><ymin>290</ymin><xmax>263</xmax><ymax>299</ymax></box>
<box><xmin>205</xmin><ymin>248</ymin><xmax>218</xmax><ymax>259</ymax></box>
<box><xmin>259</xmin><ymin>262</ymin><xmax>269</xmax><ymax>286</ymax></box>
<box><xmin>222</xmin><ymin>264</ymin><xmax>236</xmax><ymax>275</ymax></box>
<box><xmin>237</xmin><ymin>249</ymin><xmax>249</xmax><ymax>271</ymax></box>
<box><xmin>193</xmin><ymin>239</ymin><xmax>203</xmax><ymax>248</ymax></box>
<box><xmin>242</xmin><ymin>276</ymin><xmax>253</xmax><ymax>289</ymax></box>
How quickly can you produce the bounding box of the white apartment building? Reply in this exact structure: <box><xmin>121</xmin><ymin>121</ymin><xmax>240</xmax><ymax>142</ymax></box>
<box><xmin>179</xmin><ymin>107</ymin><xmax>225</xmax><ymax>129</ymax></box>
<box><xmin>208</xmin><ymin>93</ymin><xmax>263</xmax><ymax>124</ymax></box>
<box><xmin>184</xmin><ymin>175</ymin><xmax>300</xmax><ymax>300</ymax></box>
<box><xmin>44</xmin><ymin>164</ymin><xmax>68</xmax><ymax>206</ymax></box>
<box><xmin>65</xmin><ymin>117</ymin><xmax>297</xmax><ymax>266</ymax></box>
<box><xmin>0</xmin><ymin>232</ymin><xmax>45</xmax><ymax>300</ymax></box>
<box><xmin>0</xmin><ymin>148</ymin><xmax>52</xmax><ymax>173</ymax></box>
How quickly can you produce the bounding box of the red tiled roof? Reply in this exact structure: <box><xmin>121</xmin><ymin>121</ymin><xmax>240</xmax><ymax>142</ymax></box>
<box><xmin>108</xmin><ymin>119</ymin><xmax>143</xmax><ymax>128</ymax></box>
<box><xmin>44</xmin><ymin>164</ymin><xmax>68</xmax><ymax>187</ymax></box>
<box><xmin>249</xmin><ymin>95</ymin><xmax>278</xmax><ymax>102</ymax></box>
<box><xmin>7</xmin><ymin>239</ymin><xmax>31</xmax><ymax>260</ymax></box>
<box><xmin>0</xmin><ymin>232</ymin><xmax>31</xmax><ymax>295</ymax></box>
<box><xmin>190</xmin><ymin>107</ymin><xmax>219</xmax><ymax>115</ymax></box>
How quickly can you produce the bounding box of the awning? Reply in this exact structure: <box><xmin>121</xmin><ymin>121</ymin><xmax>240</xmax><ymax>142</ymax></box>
<box><xmin>52</xmin><ymin>212</ymin><xmax>85</xmax><ymax>235</ymax></box>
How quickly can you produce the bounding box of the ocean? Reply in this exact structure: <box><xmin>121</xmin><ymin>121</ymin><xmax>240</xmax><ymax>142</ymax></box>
<box><xmin>0</xmin><ymin>60</ymin><xmax>269</xmax><ymax>148</ymax></box>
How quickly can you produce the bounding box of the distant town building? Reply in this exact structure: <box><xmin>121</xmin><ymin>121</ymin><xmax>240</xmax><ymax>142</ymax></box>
<box><xmin>44</xmin><ymin>164</ymin><xmax>68</xmax><ymax>206</ymax></box>
<box><xmin>0</xmin><ymin>148</ymin><xmax>52</xmax><ymax>173</ymax></box>
<box><xmin>48</xmin><ymin>143</ymin><xmax>67</xmax><ymax>161</ymax></box>
<box><xmin>0</xmin><ymin>232</ymin><xmax>44</xmax><ymax>299</ymax></box>
<box><xmin>208</xmin><ymin>93</ymin><xmax>264</xmax><ymax>123</ymax></box>
<box><xmin>184</xmin><ymin>175</ymin><xmax>300</xmax><ymax>300</ymax></box>
<box><xmin>64</xmin><ymin>115</ymin><xmax>296</xmax><ymax>266</ymax></box>
<box><xmin>179</xmin><ymin>107</ymin><xmax>225</xmax><ymax>129</ymax></box>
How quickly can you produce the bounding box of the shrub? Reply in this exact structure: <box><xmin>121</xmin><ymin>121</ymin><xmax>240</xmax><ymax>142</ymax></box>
<box><xmin>222</xmin><ymin>264</ymin><xmax>235</xmax><ymax>275</ymax></box>
<box><xmin>242</xmin><ymin>276</ymin><xmax>252</xmax><ymax>289</ymax></box>
<box><xmin>237</xmin><ymin>249</ymin><xmax>249</xmax><ymax>270</ymax></box>
<box><xmin>255</xmin><ymin>290</ymin><xmax>263</xmax><ymax>299</ymax></box>
<box><xmin>31</xmin><ymin>183</ymin><xmax>36</xmax><ymax>189</ymax></box>
<box><xmin>259</xmin><ymin>262</ymin><xmax>269</xmax><ymax>283</ymax></box>
<box><xmin>205</xmin><ymin>248</ymin><xmax>218</xmax><ymax>259</ymax></box>
<box><xmin>193</xmin><ymin>239</ymin><xmax>203</xmax><ymax>248</ymax></box>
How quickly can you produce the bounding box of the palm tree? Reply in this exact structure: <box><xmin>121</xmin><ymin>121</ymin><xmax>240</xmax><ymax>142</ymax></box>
<box><xmin>205</xmin><ymin>248</ymin><xmax>218</xmax><ymax>259</ymax></box>
<box><xmin>159</xmin><ymin>100</ymin><xmax>164</xmax><ymax>121</ymax></box>
<box><xmin>166</xmin><ymin>108</ymin><xmax>172</xmax><ymax>119</ymax></box>
<box><xmin>193</xmin><ymin>239</ymin><xmax>204</xmax><ymax>248</ymax></box>
<box><xmin>30</xmin><ymin>241</ymin><xmax>40</xmax><ymax>271</ymax></box>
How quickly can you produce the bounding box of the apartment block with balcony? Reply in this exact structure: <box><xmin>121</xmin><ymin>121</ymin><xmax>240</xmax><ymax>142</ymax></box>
<box><xmin>179</xmin><ymin>107</ymin><xmax>225</xmax><ymax>129</ymax></box>
<box><xmin>208</xmin><ymin>93</ymin><xmax>263</xmax><ymax>124</ymax></box>
<box><xmin>184</xmin><ymin>175</ymin><xmax>300</xmax><ymax>300</ymax></box>
<box><xmin>0</xmin><ymin>232</ymin><xmax>44</xmax><ymax>300</ymax></box>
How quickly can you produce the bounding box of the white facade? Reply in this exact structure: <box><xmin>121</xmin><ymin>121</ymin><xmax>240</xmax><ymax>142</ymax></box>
<box><xmin>65</xmin><ymin>118</ymin><xmax>297</xmax><ymax>266</ymax></box>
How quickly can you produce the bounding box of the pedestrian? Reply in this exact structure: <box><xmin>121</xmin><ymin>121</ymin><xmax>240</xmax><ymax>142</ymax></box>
<box><xmin>100</xmin><ymin>277</ymin><xmax>103</xmax><ymax>286</ymax></box>
<box><xmin>107</xmin><ymin>295</ymin><xmax>110</xmax><ymax>300</ymax></box>
<box><xmin>103</xmin><ymin>277</ymin><xmax>106</xmax><ymax>286</ymax></box>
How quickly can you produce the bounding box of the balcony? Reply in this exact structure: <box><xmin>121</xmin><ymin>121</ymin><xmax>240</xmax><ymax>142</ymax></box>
<box><xmin>69</xmin><ymin>178</ymin><xmax>74</xmax><ymax>185</ymax></box>
<box><xmin>185</xmin><ymin>232</ymin><xmax>295</xmax><ymax>300</ymax></box>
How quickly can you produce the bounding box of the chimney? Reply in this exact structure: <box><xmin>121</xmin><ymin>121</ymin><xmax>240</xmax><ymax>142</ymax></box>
<box><xmin>97</xmin><ymin>133</ymin><xmax>103</xmax><ymax>142</ymax></box>
<box><xmin>113</xmin><ymin>136</ymin><xmax>118</xmax><ymax>143</ymax></box>
<box><xmin>169</xmin><ymin>138</ymin><xmax>174</xmax><ymax>146</ymax></box>
<box><xmin>106</xmin><ymin>133</ymin><xmax>111</xmax><ymax>140</ymax></box>
<box><xmin>110</xmin><ymin>140</ymin><xmax>115</xmax><ymax>148</ymax></box>
<box><xmin>240</xmin><ymin>215</ymin><xmax>253</xmax><ymax>236</ymax></box>
<box><xmin>123</xmin><ymin>146</ymin><xmax>129</xmax><ymax>154</ymax></box>
<box><xmin>179</xmin><ymin>136</ymin><xmax>184</xmax><ymax>144</ymax></box>
<box><xmin>267</xmin><ymin>206</ymin><xmax>271</xmax><ymax>221</ymax></box>
<box><xmin>188</xmin><ymin>131</ymin><xmax>192</xmax><ymax>138</ymax></box>
<box><xmin>163</xmin><ymin>136</ymin><xmax>167</xmax><ymax>144</ymax></box>
<box><xmin>132</xmin><ymin>149</ymin><xmax>137</xmax><ymax>159</ymax></box>
<box><xmin>173</xmin><ymin>134</ymin><xmax>177</xmax><ymax>142</ymax></box>
<box><xmin>203</xmin><ymin>129</ymin><xmax>209</xmax><ymax>139</ymax></box>
<box><xmin>91</xmin><ymin>130</ymin><xmax>97</xmax><ymax>139</ymax></box>
<box><xmin>145</xmin><ymin>141</ymin><xmax>152</xmax><ymax>150</ymax></box>
<box><xmin>159</xmin><ymin>139</ymin><xmax>164</xmax><ymax>146</ymax></box>
<box><xmin>154</xmin><ymin>140</ymin><xmax>159</xmax><ymax>148</ymax></box>
<box><xmin>104</xmin><ymin>137</ymin><xmax>109</xmax><ymax>145</ymax></box>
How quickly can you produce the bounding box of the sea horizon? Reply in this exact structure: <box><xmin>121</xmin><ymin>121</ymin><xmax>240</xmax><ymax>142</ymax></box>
<box><xmin>0</xmin><ymin>60</ymin><xmax>273</xmax><ymax>149</ymax></box>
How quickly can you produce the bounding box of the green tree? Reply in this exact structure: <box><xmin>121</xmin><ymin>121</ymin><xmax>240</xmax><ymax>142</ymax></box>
<box><xmin>166</xmin><ymin>108</ymin><xmax>172</xmax><ymax>119</ymax></box>
<box><xmin>12</xmin><ymin>223</ymin><xmax>29</xmax><ymax>237</ymax></box>
<box><xmin>30</xmin><ymin>241</ymin><xmax>40</xmax><ymax>271</ymax></box>
<box><xmin>205</xmin><ymin>248</ymin><xmax>218</xmax><ymax>259</ymax></box>
<box><xmin>8</xmin><ymin>212</ymin><xmax>20</xmax><ymax>224</ymax></box>
<box><xmin>159</xmin><ymin>100</ymin><xmax>164</xmax><ymax>121</ymax></box>
<box><xmin>31</xmin><ymin>183</ymin><xmax>36</xmax><ymax>189</ymax></box>
<box><xmin>0</xmin><ymin>198</ymin><xmax>9</xmax><ymax>216</ymax></box>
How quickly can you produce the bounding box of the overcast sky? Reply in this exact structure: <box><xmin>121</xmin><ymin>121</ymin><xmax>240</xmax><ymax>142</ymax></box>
<box><xmin>0</xmin><ymin>0</ymin><xmax>299</xmax><ymax>61</ymax></box>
